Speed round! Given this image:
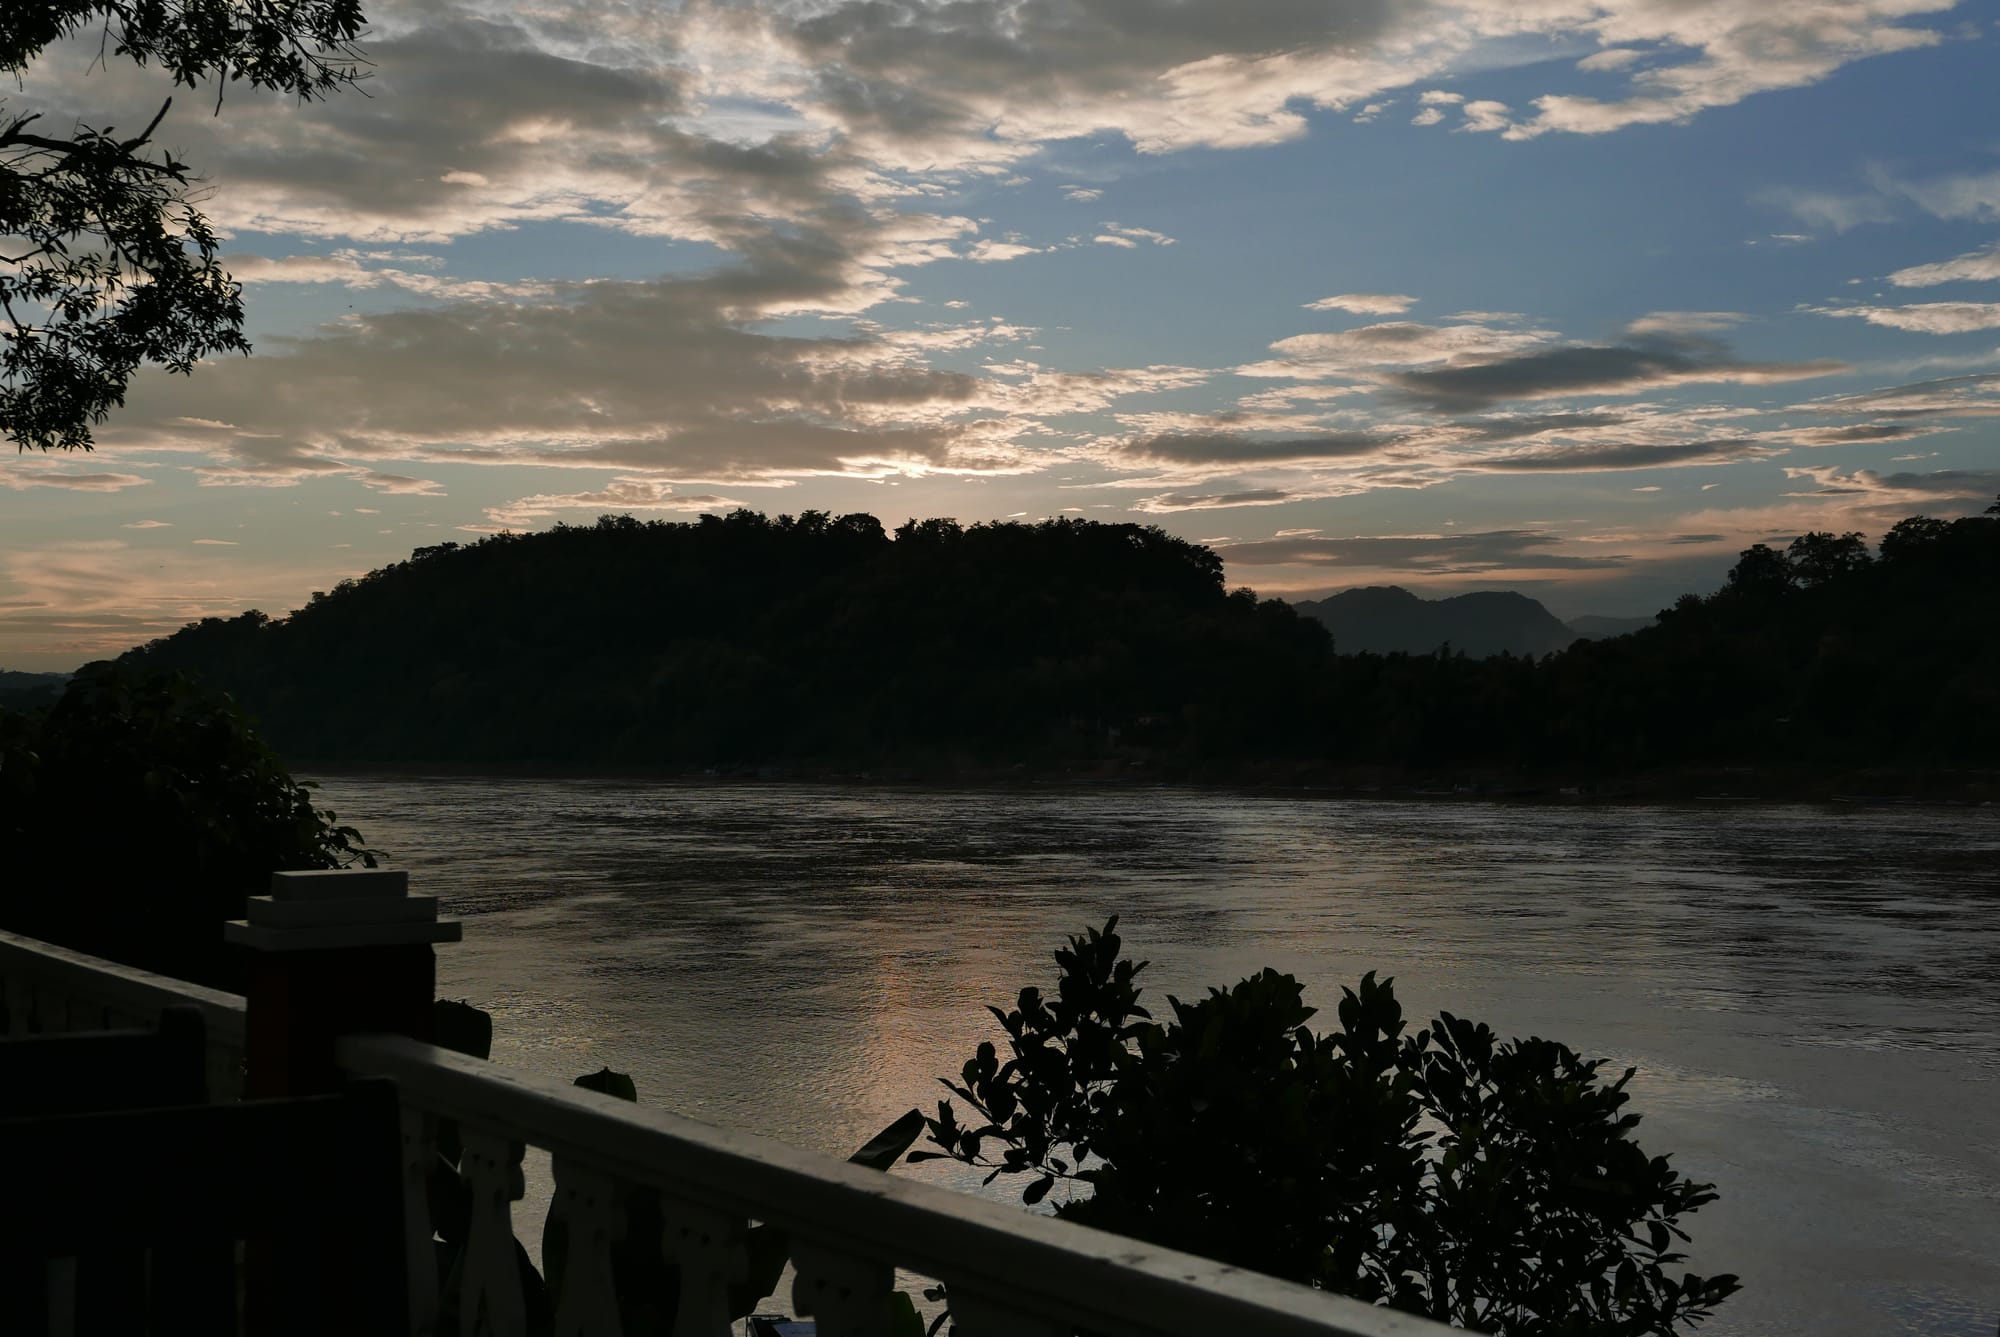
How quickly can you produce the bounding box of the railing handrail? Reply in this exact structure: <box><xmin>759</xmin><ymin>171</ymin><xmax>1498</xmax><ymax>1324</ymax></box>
<box><xmin>0</xmin><ymin>930</ymin><xmax>246</xmax><ymax>1044</ymax></box>
<box><xmin>337</xmin><ymin>1031</ymin><xmax>1452</xmax><ymax>1337</ymax></box>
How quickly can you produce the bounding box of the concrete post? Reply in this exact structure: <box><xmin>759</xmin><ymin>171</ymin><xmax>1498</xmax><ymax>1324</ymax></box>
<box><xmin>225</xmin><ymin>868</ymin><xmax>462</xmax><ymax>1099</ymax></box>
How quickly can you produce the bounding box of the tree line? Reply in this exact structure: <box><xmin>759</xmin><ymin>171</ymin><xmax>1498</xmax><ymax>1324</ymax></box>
<box><xmin>109</xmin><ymin>501</ymin><xmax>1999</xmax><ymax>779</ymax></box>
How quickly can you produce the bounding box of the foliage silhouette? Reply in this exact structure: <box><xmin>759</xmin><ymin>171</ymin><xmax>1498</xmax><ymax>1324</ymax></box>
<box><xmin>2</xmin><ymin>0</ymin><xmax>366</xmax><ymax>451</ymax></box>
<box><xmin>916</xmin><ymin>918</ymin><xmax>1738</xmax><ymax>1336</ymax></box>
<box><xmin>0</xmin><ymin>661</ymin><xmax>376</xmax><ymax>988</ymax></box>
<box><xmin>120</xmin><ymin>501</ymin><xmax>2000</xmax><ymax>780</ymax></box>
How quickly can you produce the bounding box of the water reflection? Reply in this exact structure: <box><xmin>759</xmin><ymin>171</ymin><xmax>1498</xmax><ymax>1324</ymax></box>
<box><xmin>314</xmin><ymin>778</ymin><xmax>2000</xmax><ymax>1337</ymax></box>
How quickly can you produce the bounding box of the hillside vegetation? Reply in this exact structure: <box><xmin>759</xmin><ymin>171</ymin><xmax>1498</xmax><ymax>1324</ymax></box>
<box><xmin>116</xmin><ymin>504</ymin><xmax>2000</xmax><ymax>781</ymax></box>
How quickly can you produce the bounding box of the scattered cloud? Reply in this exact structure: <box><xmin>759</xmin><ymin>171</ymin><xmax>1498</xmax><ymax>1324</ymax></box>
<box><xmin>1813</xmin><ymin>301</ymin><xmax>2000</xmax><ymax>333</ymax></box>
<box><xmin>1625</xmin><ymin>312</ymin><xmax>1747</xmax><ymax>336</ymax></box>
<box><xmin>1240</xmin><ymin>319</ymin><xmax>1559</xmax><ymax>380</ymax></box>
<box><xmin>1782</xmin><ymin>465</ymin><xmax>2000</xmax><ymax>500</ymax></box>
<box><xmin>1887</xmin><ymin>241</ymin><xmax>2000</xmax><ymax>287</ymax></box>
<box><xmin>485</xmin><ymin>478</ymin><xmax>747</xmax><ymax>525</ymax></box>
<box><xmin>121</xmin><ymin>520</ymin><xmax>172</xmax><ymax>529</ymax></box>
<box><xmin>1129</xmin><ymin>489</ymin><xmax>1295</xmax><ymax>513</ymax></box>
<box><xmin>1804</xmin><ymin>371</ymin><xmax>2000</xmax><ymax>418</ymax></box>
<box><xmin>1382</xmin><ymin>337</ymin><xmax>1847</xmax><ymax>412</ymax></box>
<box><xmin>1304</xmin><ymin>293</ymin><xmax>1418</xmax><ymax>315</ymax></box>
<box><xmin>0</xmin><ymin>470</ymin><xmax>152</xmax><ymax>493</ymax></box>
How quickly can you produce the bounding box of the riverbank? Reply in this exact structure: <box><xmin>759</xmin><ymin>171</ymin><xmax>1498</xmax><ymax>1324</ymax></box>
<box><xmin>295</xmin><ymin>755</ymin><xmax>1999</xmax><ymax>807</ymax></box>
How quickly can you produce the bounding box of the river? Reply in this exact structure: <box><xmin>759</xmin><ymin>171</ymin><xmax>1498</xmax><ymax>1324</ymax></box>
<box><xmin>308</xmin><ymin>777</ymin><xmax>2000</xmax><ymax>1337</ymax></box>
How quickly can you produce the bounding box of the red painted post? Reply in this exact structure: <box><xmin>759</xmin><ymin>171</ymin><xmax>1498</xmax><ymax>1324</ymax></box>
<box><xmin>227</xmin><ymin>868</ymin><xmax>462</xmax><ymax>1098</ymax></box>
<box><xmin>225</xmin><ymin>868</ymin><xmax>461</xmax><ymax>1332</ymax></box>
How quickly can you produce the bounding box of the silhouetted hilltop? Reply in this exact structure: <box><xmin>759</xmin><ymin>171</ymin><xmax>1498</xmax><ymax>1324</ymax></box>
<box><xmin>111</xmin><ymin>503</ymin><xmax>2000</xmax><ymax>779</ymax></box>
<box><xmin>122</xmin><ymin>513</ymin><xmax>1331</xmax><ymax>765</ymax></box>
<box><xmin>1564</xmin><ymin>614</ymin><xmax>1655</xmax><ymax>641</ymax></box>
<box><xmin>1293</xmin><ymin>586</ymin><xmax>1577</xmax><ymax>658</ymax></box>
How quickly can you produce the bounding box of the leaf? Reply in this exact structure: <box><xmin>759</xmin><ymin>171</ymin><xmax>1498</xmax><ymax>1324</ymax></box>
<box><xmin>886</xmin><ymin>1290</ymin><xmax>927</xmax><ymax>1337</ymax></box>
<box><xmin>850</xmin><ymin>1109</ymin><xmax>927</xmax><ymax>1171</ymax></box>
<box><xmin>1023</xmin><ymin>1174</ymin><xmax>1055</xmax><ymax>1206</ymax></box>
<box><xmin>433</xmin><ymin>998</ymin><xmax>493</xmax><ymax>1061</ymax></box>
<box><xmin>574</xmin><ymin>1066</ymin><xmax>640</xmax><ymax>1103</ymax></box>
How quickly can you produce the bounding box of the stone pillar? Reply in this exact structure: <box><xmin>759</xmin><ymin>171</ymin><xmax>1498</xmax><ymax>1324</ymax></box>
<box><xmin>225</xmin><ymin>868</ymin><xmax>462</xmax><ymax>1099</ymax></box>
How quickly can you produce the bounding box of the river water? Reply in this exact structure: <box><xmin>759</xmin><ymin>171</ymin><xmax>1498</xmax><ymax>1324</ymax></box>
<box><xmin>309</xmin><ymin>777</ymin><xmax>2000</xmax><ymax>1336</ymax></box>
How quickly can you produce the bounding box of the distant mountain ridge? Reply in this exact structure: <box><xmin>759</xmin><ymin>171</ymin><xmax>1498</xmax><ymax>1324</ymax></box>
<box><xmin>1290</xmin><ymin>586</ymin><xmax>1652</xmax><ymax>658</ymax></box>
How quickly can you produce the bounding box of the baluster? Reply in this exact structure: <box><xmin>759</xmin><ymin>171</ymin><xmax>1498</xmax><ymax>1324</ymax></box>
<box><xmin>657</xmin><ymin>1199</ymin><xmax>747</xmax><ymax>1337</ymax></box>
<box><xmin>458</xmin><ymin>1130</ymin><xmax>528</xmax><ymax>1337</ymax></box>
<box><xmin>1</xmin><ymin>975</ymin><xmax>27</xmax><ymax>1035</ymax></box>
<box><xmin>398</xmin><ymin>1105</ymin><xmax>442</xmax><ymax>1336</ymax></box>
<box><xmin>550</xmin><ymin>1161</ymin><xmax>624</xmax><ymax>1337</ymax></box>
<box><xmin>791</xmin><ymin>1241</ymin><xmax>895</xmax><ymax>1337</ymax></box>
<box><xmin>944</xmin><ymin>1289</ymin><xmax>1070</xmax><ymax>1337</ymax></box>
<box><xmin>31</xmin><ymin>983</ymin><xmax>63</xmax><ymax>1033</ymax></box>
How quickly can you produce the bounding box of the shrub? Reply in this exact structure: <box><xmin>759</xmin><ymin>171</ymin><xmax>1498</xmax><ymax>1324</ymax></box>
<box><xmin>915</xmin><ymin>919</ymin><xmax>1737</xmax><ymax>1335</ymax></box>
<box><xmin>0</xmin><ymin>661</ymin><xmax>375</xmax><ymax>989</ymax></box>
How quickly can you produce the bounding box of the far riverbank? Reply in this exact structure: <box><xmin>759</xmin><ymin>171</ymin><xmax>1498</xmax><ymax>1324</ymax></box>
<box><xmin>296</xmin><ymin>756</ymin><xmax>1999</xmax><ymax>808</ymax></box>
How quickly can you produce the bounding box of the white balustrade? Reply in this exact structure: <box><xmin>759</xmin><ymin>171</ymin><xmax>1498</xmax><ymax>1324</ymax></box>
<box><xmin>337</xmin><ymin>1032</ymin><xmax>1456</xmax><ymax>1337</ymax></box>
<box><xmin>0</xmin><ymin>926</ymin><xmax>1456</xmax><ymax>1337</ymax></box>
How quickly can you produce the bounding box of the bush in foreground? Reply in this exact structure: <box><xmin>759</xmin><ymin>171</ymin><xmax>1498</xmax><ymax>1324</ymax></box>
<box><xmin>917</xmin><ymin>920</ymin><xmax>1737</xmax><ymax>1335</ymax></box>
<box><xmin>0</xmin><ymin>661</ymin><xmax>374</xmax><ymax>989</ymax></box>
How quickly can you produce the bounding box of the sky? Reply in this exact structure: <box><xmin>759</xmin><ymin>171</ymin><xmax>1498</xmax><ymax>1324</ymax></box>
<box><xmin>4</xmin><ymin>0</ymin><xmax>2000</xmax><ymax>670</ymax></box>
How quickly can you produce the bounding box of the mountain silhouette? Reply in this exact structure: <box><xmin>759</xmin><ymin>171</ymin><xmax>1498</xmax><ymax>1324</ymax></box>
<box><xmin>1291</xmin><ymin>586</ymin><xmax>1579</xmax><ymax>658</ymax></box>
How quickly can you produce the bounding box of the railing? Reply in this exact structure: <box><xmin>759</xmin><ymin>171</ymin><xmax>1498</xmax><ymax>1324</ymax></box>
<box><xmin>0</xmin><ymin>926</ymin><xmax>1454</xmax><ymax>1337</ymax></box>
<box><xmin>0</xmin><ymin>929</ymin><xmax>247</xmax><ymax>1102</ymax></box>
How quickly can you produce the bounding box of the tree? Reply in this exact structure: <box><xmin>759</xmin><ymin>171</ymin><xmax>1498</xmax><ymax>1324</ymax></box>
<box><xmin>1722</xmin><ymin>543</ymin><xmax>1793</xmax><ymax>598</ymax></box>
<box><xmin>917</xmin><ymin>919</ymin><xmax>1738</xmax><ymax>1336</ymax></box>
<box><xmin>2</xmin><ymin>0</ymin><xmax>365</xmax><ymax>451</ymax></box>
<box><xmin>1784</xmin><ymin>531</ymin><xmax>1870</xmax><ymax>588</ymax></box>
<box><xmin>0</xmin><ymin>660</ymin><xmax>376</xmax><ymax>988</ymax></box>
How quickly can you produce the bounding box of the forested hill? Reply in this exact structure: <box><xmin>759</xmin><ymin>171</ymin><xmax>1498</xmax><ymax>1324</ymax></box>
<box><xmin>117</xmin><ymin>504</ymin><xmax>2000</xmax><ymax>780</ymax></box>
<box><xmin>121</xmin><ymin>513</ymin><xmax>1334</xmax><ymax>765</ymax></box>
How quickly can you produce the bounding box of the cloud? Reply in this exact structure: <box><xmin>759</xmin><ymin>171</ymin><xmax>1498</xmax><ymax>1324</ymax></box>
<box><xmin>1113</xmin><ymin>430</ymin><xmax>1397</xmax><ymax>466</ymax></box>
<box><xmin>1216</xmin><ymin>530</ymin><xmax>1631</xmax><ymax>573</ymax></box>
<box><xmin>0</xmin><ymin>470</ymin><xmax>152</xmax><ymax>492</ymax></box>
<box><xmin>1781</xmin><ymin>465</ymin><xmax>2000</xmax><ymax>500</ymax></box>
<box><xmin>121</xmin><ymin>520</ymin><xmax>172</xmax><ymax>529</ymax></box>
<box><xmin>1458</xmin><ymin>99</ymin><xmax>1512</xmax><ymax>134</ymax></box>
<box><xmin>1467</xmin><ymin>439</ymin><xmax>1773</xmax><ymax>472</ymax></box>
<box><xmin>1897</xmin><ymin>168</ymin><xmax>2000</xmax><ymax>223</ymax></box>
<box><xmin>1625</xmin><ymin>311</ymin><xmax>1747</xmax><ymax>336</ymax></box>
<box><xmin>1303</xmin><ymin>293</ymin><xmax>1418</xmax><ymax>314</ymax></box>
<box><xmin>190</xmin><ymin>539</ymin><xmax>240</xmax><ymax>546</ymax></box>
<box><xmin>1239</xmin><ymin>320</ymin><xmax>1559</xmax><ymax>379</ymax></box>
<box><xmin>485</xmin><ymin>478</ymin><xmax>748</xmax><ymax>525</ymax></box>
<box><xmin>1099</xmin><ymin>223</ymin><xmax>1176</xmax><ymax>246</ymax></box>
<box><xmin>1061</xmin><ymin>186</ymin><xmax>1104</xmax><ymax>203</ymax></box>
<box><xmin>1813</xmin><ymin>302</ymin><xmax>2000</xmax><ymax>334</ymax></box>
<box><xmin>1383</xmin><ymin>337</ymin><xmax>1847</xmax><ymax>412</ymax></box>
<box><xmin>1758</xmin><ymin>186</ymin><xmax>1899</xmax><ymax>233</ymax></box>
<box><xmin>1804</xmin><ymin>371</ymin><xmax>2000</xmax><ymax>418</ymax></box>
<box><xmin>1765</xmin><ymin>421</ymin><xmax>1947</xmax><ymax>446</ymax></box>
<box><xmin>965</xmin><ymin>239</ymin><xmax>1044</xmax><ymax>262</ymax></box>
<box><xmin>1502</xmin><ymin>3</ymin><xmax>1947</xmax><ymax>141</ymax></box>
<box><xmin>1887</xmin><ymin>242</ymin><xmax>2000</xmax><ymax>288</ymax></box>
<box><xmin>224</xmin><ymin>251</ymin><xmax>552</xmax><ymax>301</ymax></box>
<box><xmin>1129</xmin><ymin>489</ymin><xmax>1295</xmax><ymax>512</ymax></box>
